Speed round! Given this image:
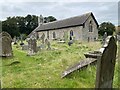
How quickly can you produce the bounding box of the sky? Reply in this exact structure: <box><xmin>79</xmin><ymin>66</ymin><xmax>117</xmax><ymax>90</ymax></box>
<box><xmin>0</xmin><ymin>0</ymin><xmax>119</xmax><ymax>25</ymax></box>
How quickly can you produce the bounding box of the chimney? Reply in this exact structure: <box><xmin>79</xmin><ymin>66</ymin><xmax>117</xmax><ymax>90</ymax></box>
<box><xmin>38</xmin><ymin>15</ymin><xmax>44</xmax><ymax>26</ymax></box>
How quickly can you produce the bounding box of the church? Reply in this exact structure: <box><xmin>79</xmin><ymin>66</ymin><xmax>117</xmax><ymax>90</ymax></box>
<box><xmin>30</xmin><ymin>12</ymin><xmax>99</xmax><ymax>42</ymax></box>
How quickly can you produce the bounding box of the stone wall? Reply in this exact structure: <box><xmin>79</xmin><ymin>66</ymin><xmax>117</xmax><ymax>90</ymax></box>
<box><xmin>38</xmin><ymin>26</ymin><xmax>83</xmax><ymax>41</ymax></box>
<box><xmin>48</xmin><ymin>26</ymin><xmax>83</xmax><ymax>41</ymax></box>
<box><xmin>38</xmin><ymin>31</ymin><xmax>48</xmax><ymax>39</ymax></box>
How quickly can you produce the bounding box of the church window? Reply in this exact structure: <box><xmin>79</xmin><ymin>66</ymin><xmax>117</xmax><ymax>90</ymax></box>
<box><xmin>89</xmin><ymin>21</ymin><xmax>93</xmax><ymax>32</ymax></box>
<box><xmin>70</xmin><ymin>30</ymin><xmax>73</xmax><ymax>36</ymax></box>
<box><xmin>53</xmin><ymin>32</ymin><xmax>56</xmax><ymax>38</ymax></box>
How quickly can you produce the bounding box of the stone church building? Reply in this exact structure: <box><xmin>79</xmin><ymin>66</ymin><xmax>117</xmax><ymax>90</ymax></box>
<box><xmin>30</xmin><ymin>12</ymin><xmax>99</xmax><ymax>42</ymax></box>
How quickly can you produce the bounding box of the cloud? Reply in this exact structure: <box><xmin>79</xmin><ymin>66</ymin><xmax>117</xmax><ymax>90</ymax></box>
<box><xmin>118</xmin><ymin>1</ymin><xmax>120</xmax><ymax>25</ymax></box>
<box><xmin>0</xmin><ymin>0</ymin><xmax>119</xmax><ymax>2</ymax></box>
<box><xmin>0</xmin><ymin>1</ymin><xmax>118</xmax><ymax>25</ymax></box>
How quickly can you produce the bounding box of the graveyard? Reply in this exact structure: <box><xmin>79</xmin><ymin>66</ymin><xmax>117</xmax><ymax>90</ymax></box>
<box><xmin>1</xmin><ymin>1</ymin><xmax>119</xmax><ymax>88</ymax></box>
<box><xmin>1</xmin><ymin>37</ymin><xmax>119</xmax><ymax>88</ymax></box>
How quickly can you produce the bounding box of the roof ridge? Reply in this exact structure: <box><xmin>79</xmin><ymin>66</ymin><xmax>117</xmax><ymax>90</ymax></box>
<box><xmin>28</xmin><ymin>12</ymin><xmax>96</xmax><ymax>36</ymax></box>
<box><xmin>42</xmin><ymin>12</ymin><xmax>92</xmax><ymax>25</ymax></box>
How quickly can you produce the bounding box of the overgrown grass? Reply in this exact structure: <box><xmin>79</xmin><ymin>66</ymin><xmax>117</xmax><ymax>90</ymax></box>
<box><xmin>1</xmin><ymin>41</ymin><xmax>119</xmax><ymax>88</ymax></box>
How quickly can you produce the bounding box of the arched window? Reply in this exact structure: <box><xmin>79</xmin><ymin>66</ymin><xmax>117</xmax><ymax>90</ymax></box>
<box><xmin>70</xmin><ymin>30</ymin><xmax>73</xmax><ymax>36</ymax></box>
<box><xmin>89</xmin><ymin>21</ymin><xmax>93</xmax><ymax>32</ymax></box>
<box><xmin>53</xmin><ymin>32</ymin><xmax>56</xmax><ymax>38</ymax></box>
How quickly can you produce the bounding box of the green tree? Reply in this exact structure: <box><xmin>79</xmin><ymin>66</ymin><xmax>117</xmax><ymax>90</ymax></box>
<box><xmin>98</xmin><ymin>22</ymin><xmax>115</xmax><ymax>36</ymax></box>
<box><xmin>2</xmin><ymin>15</ymin><xmax>57</xmax><ymax>37</ymax></box>
<box><xmin>25</xmin><ymin>14</ymin><xmax>38</xmax><ymax>35</ymax></box>
<box><xmin>2</xmin><ymin>17</ymin><xmax>20</xmax><ymax>38</ymax></box>
<box><xmin>44</xmin><ymin>16</ymin><xmax>57</xmax><ymax>23</ymax></box>
<box><xmin>16</xmin><ymin>16</ymin><xmax>26</xmax><ymax>34</ymax></box>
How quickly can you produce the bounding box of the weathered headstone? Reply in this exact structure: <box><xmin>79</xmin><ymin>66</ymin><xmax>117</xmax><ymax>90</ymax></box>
<box><xmin>61</xmin><ymin>51</ymin><xmax>102</xmax><ymax>78</ymax></box>
<box><xmin>84</xmin><ymin>51</ymin><xmax>102</xmax><ymax>58</ymax></box>
<box><xmin>45</xmin><ymin>38</ymin><xmax>51</xmax><ymax>50</ymax></box>
<box><xmin>102</xmin><ymin>32</ymin><xmax>107</xmax><ymax>47</ymax></box>
<box><xmin>61</xmin><ymin>58</ymin><xmax>98</xmax><ymax>78</ymax></box>
<box><xmin>16</xmin><ymin>37</ymin><xmax>20</xmax><ymax>42</ymax></box>
<box><xmin>41</xmin><ymin>33</ymin><xmax>45</xmax><ymax>44</ymax></box>
<box><xmin>63</xmin><ymin>31</ymin><xmax>68</xmax><ymax>41</ymax></box>
<box><xmin>13</xmin><ymin>36</ymin><xmax>17</xmax><ymax>45</ymax></box>
<box><xmin>21</xmin><ymin>45</ymin><xmax>28</xmax><ymax>50</ymax></box>
<box><xmin>100</xmin><ymin>36</ymin><xmax>112</xmax><ymax>53</ymax></box>
<box><xmin>95</xmin><ymin>36</ymin><xmax>117</xmax><ymax>88</ymax></box>
<box><xmin>0</xmin><ymin>32</ymin><xmax>13</xmax><ymax>57</ymax></box>
<box><xmin>117</xmin><ymin>34</ymin><xmax>120</xmax><ymax>41</ymax></box>
<box><xmin>20</xmin><ymin>34</ymin><xmax>24</xmax><ymax>46</ymax></box>
<box><xmin>27</xmin><ymin>36</ymin><xmax>37</xmax><ymax>56</ymax></box>
<box><xmin>38</xmin><ymin>33</ymin><xmax>45</xmax><ymax>50</ymax></box>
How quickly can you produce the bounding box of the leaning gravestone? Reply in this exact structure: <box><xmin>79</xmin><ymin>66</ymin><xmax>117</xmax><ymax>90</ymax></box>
<box><xmin>27</xmin><ymin>36</ymin><xmax>37</xmax><ymax>56</ymax></box>
<box><xmin>0</xmin><ymin>32</ymin><xmax>13</xmax><ymax>57</ymax></box>
<box><xmin>95</xmin><ymin>36</ymin><xmax>117</xmax><ymax>88</ymax></box>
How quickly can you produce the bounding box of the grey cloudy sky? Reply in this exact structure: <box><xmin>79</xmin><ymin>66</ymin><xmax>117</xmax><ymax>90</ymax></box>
<box><xmin>0</xmin><ymin>0</ymin><xmax>119</xmax><ymax>25</ymax></box>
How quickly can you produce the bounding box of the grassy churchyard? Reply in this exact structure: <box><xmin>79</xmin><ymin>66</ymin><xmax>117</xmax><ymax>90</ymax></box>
<box><xmin>1</xmin><ymin>40</ymin><xmax>119</xmax><ymax>88</ymax></box>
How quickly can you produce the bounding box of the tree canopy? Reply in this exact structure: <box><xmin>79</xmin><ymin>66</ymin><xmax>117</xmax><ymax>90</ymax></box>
<box><xmin>2</xmin><ymin>15</ymin><xmax>57</xmax><ymax>38</ymax></box>
<box><xmin>98</xmin><ymin>22</ymin><xmax>115</xmax><ymax>36</ymax></box>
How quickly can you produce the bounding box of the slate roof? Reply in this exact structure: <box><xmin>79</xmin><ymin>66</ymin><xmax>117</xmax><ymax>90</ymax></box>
<box><xmin>34</xmin><ymin>12</ymin><xmax>98</xmax><ymax>32</ymax></box>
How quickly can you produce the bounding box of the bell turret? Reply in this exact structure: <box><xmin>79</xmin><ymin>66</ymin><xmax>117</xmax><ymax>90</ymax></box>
<box><xmin>38</xmin><ymin>15</ymin><xmax>44</xmax><ymax>26</ymax></box>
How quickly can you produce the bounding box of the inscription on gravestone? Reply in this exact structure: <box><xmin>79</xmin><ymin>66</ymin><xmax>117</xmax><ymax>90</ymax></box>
<box><xmin>95</xmin><ymin>36</ymin><xmax>117</xmax><ymax>88</ymax></box>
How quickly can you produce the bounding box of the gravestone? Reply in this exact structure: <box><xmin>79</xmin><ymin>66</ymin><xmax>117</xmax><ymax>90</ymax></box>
<box><xmin>63</xmin><ymin>31</ymin><xmax>68</xmax><ymax>41</ymax></box>
<box><xmin>95</xmin><ymin>36</ymin><xmax>117</xmax><ymax>88</ymax></box>
<box><xmin>21</xmin><ymin>45</ymin><xmax>28</xmax><ymax>50</ymax></box>
<box><xmin>0</xmin><ymin>32</ymin><xmax>13</xmax><ymax>57</ymax></box>
<box><xmin>39</xmin><ymin>33</ymin><xmax>46</xmax><ymax>50</ymax></box>
<box><xmin>20</xmin><ymin>34</ymin><xmax>24</xmax><ymax>46</ymax></box>
<box><xmin>45</xmin><ymin>38</ymin><xmax>51</xmax><ymax>50</ymax></box>
<box><xmin>117</xmin><ymin>34</ymin><xmax>120</xmax><ymax>41</ymax></box>
<box><xmin>102</xmin><ymin>32</ymin><xmax>107</xmax><ymax>47</ymax></box>
<box><xmin>13</xmin><ymin>36</ymin><xmax>17</xmax><ymax>44</ymax></box>
<box><xmin>16</xmin><ymin>37</ymin><xmax>20</xmax><ymax>42</ymax></box>
<box><xmin>61</xmin><ymin>58</ymin><xmax>98</xmax><ymax>78</ymax></box>
<box><xmin>27</xmin><ymin>36</ymin><xmax>37</xmax><ymax>56</ymax></box>
<box><xmin>41</xmin><ymin>33</ymin><xmax>45</xmax><ymax>44</ymax></box>
<box><xmin>100</xmin><ymin>36</ymin><xmax>112</xmax><ymax>53</ymax></box>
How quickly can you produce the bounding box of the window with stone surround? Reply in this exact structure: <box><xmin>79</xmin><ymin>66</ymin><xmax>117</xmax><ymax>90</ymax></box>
<box><xmin>89</xmin><ymin>21</ymin><xmax>93</xmax><ymax>32</ymax></box>
<box><xmin>70</xmin><ymin>30</ymin><xmax>73</xmax><ymax>36</ymax></box>
<box><xmin>53</xmin><ymin>32</ymin><xmax>56</xmax><ymax>39</ymax></box>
